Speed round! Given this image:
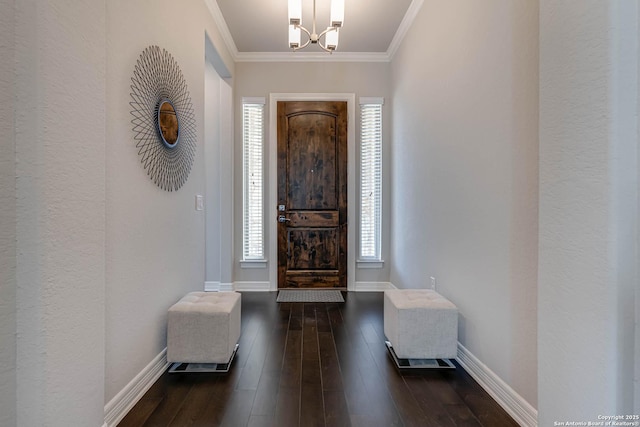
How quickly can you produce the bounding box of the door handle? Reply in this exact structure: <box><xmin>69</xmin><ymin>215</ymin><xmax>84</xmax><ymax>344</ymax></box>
<box><xmin>278</xmin><ymin>215</ymin><xmax>291</xmax><ymax>223</ymax></box>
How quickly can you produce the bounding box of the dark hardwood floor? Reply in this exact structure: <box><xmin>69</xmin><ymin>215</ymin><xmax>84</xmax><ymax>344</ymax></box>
<box><xmin>118</xmin><ymin>292</ymin><xmax>519</xmax><ymax>427</ymax></box>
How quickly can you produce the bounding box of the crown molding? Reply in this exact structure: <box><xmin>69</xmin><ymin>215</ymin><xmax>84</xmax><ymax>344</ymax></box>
<box><xmin>387</xmin><ymin>0</ymin><xmax>424</xmax><ymax>60</ymax></box>
<box><xmin>204</xmin><ymin>0</ymin><xmax>239</xmax><ymax>61</ymax></box>
<box><xmin>235</xmin><ymin>51</ymin><xmax>390</xmax><ymax>63</ymax></box>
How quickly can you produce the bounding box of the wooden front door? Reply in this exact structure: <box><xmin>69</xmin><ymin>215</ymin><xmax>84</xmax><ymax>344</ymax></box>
<box><xmin>277</xmin><ymin>101</ymin><xmax>348</xmax><ymax>289</ymax></box>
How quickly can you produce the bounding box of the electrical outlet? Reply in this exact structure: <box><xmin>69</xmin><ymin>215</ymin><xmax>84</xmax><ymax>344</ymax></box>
<box><xmin>430</xmin><ymin>276</ymin><xmax>437</xmax><ymax>290</ymax></box>
<box><xmin>195</xmin><ymin>195</ymin><xmax>204</xmax><ymax>211</ymax></box>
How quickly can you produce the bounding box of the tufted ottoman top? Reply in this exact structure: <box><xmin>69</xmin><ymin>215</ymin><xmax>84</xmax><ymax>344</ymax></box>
<box><xmin>384</xmin><ymin>289</ymin><xmax>457</xmax><ymax>310</ymax></box>
<box><xmin>169</xmin><ymin>291</ymin><xmax>240</xmax><ymax>314</ymax></box>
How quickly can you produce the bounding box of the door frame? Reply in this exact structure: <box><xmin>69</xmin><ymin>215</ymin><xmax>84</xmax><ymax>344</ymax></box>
<box><xmin>268</xmin><ymin>93</ymin><xmax>356</xmax><ymax>292</ymax></box>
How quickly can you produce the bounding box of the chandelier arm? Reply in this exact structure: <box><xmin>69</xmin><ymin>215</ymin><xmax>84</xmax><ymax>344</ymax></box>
<box><xmin>297</xmin><ymin>24</ymin><xmax>312</xmax><ymax>38</ymax></box>
<box><xmin>317</xmin><ymin>26</ymin><xmax>337</xmax><ymax>40</ymax></box>
<box><xmin>317</xmin><ymin>42</ymin><xmax>333</xmax><ymax>53</ymax></box>
<box><xmin>293</xmin><ymin>25</ymin><xmax>312</xmax><ymax>51</ymax></box>
<box><xmin>317</xmin><ymin>26</ymin><xmax>338</xmax><ymax>52</ymax></box>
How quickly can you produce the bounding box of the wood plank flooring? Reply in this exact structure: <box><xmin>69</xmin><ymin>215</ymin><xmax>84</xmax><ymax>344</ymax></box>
<box><xmin>118</xmin><ymin>292</ymin><xmax>520</xmax><ymax>427</ymax></box>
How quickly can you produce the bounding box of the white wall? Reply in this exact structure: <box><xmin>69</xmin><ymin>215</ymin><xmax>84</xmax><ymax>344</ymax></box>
<box><xmin>390</xmin><ymin>0</ymin><xmax>539</xmax><ymax>408</ymax></box>
<box><xmin>105</xmin><ymin>0</ymin><xmax>233</xmax><ymax>404</ymax></box>
<box><xmin>14</xmin><ymin>1</ymin><xmax>107</xmax><ymax>425</ymax></box>
<box><xmin>0</xmin><ymin>1</ymin><xmax>16</xmax><ymax>425</ymax></box>
<box><xmin>539</xmin><ymin>0</ymin><xmax>639</xmax><ymax>422</ymax></box>
<box><xmin>233</xmin><ymin>61</ymin><xmax>392</xmax><ymax>286</ymax></box>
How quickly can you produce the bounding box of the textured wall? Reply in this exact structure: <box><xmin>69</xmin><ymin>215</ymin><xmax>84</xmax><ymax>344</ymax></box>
<box><xmin>389</xmin><ymin>0</ymin><xmax>539</xmax><ymax>407</ymax></box>
<box><xmin>0</xmin><ymin>0</ymin><xmax>17</xmax><ymax>425</ymax></box>
<box><xmin>637</xmin><ymin>2</ymin><xmax>640</xmax><ymax>408</ymax></box>
<box><xmin>539</xmin><ymin>0</ymin><xmax>639</xmax><ymax>422</ymax></box>
<box><xmin>14</xmin><ymin>1</ymin><xmax>106</xmax><ymax>425</ymax></box>
<box><xmin>233</xmin><ymin>61</ymin><xmax>392</xmax><ymax>285</ymax></box>
<box><xmin>104</xmin><ymin>0</ymin><xmax>233</xmax><ymax>404</ymax></box>
<box><xmin>637</xmin><ymin>19</ymin><xmax>640</xmax><ymax>408</ymax></box>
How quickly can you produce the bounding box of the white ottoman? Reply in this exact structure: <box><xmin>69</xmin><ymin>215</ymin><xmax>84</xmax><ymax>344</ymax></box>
<box><xmin>167</xmin><ymin>291</ymin><xmax>241</xmax><ymax>364</ymax></box>
<box><xmin>384</xmin><ymin>289</ymin><xmax>458</xmax><ymax>359</ymax></box>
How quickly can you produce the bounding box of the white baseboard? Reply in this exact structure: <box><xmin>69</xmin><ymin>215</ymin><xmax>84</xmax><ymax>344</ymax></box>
<box><xmin>207</xmin><ymin>281</ymin><xmax>395</xmax><ymax>292</ymax></box>
<box><xmin>204</xmin><ymin>281</ymin><xmax>220</xmax><ymax>291</ymax></box>
<box><xmin>204</xmin><ymin>282</ymin><xmax>233</xmax><ymax>291</ymax></box>
<box><xmin>205</xmin><ymin>281</ymin><xmax>270</xmax><ymax>292</ymax></box>
<box><xmin>456</xmin><ymin>343</ymin><xmax>537</xmax><ymax>427</ymax></box>
<box><xmin>103</xmin><ymin>349</ymin><xmax>169</xmax><ymax>427</ymax></box>
<box><xmin>233</xmin><ymin>281</ymin><xmax>271</xmax><ymax>291</ymax></box>
<box><xmin>219</xmin><ymin>282</ymin><xmax>234</xmax><ymax>291</ymax></box>
<box><xmin>353</xmin><ymin>281</ymin><xmax>397</xmax><ymax>291</ymax></box>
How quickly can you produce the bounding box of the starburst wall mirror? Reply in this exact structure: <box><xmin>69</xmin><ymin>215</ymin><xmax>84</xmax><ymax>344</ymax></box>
<box><xmin>130</xmin><ymin>46</ymin><xmax>196</xmax><ymax>191</ymax></box>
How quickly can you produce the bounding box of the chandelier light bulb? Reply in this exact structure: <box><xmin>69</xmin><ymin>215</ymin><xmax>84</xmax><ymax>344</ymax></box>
<box><xmin>289</xmin><ymin>25</ymin><xmax>301</xmax><ymax>49</ymax></box>
<box><xmin>325</xmin><ymin>28</ymin><xmax>339</xmax><ymax>51</ymax></box>
<box><xmin>330</xmin><ymin>0</ymin><xmax>344</xmax><ymax>28</ymax></box>
<box><xmin>288</xmin><ymin>0</ymin><xmax>302</xmax><ymax>25</ymax></box>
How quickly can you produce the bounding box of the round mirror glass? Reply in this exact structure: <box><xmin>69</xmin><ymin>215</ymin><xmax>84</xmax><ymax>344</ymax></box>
<box><xmin>158</xmin><ymin>100</ymin><xmax>179</xmax><ymax>147</ymax></box>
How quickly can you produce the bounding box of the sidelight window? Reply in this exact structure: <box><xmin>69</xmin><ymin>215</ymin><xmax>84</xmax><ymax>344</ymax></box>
<box><xmin>359</xmin><ymin>97</ymin><xmax>383</xmax><ymax>261</ymax></box>
<box><xmin>242</xmin><ymin>98</ymin><xmax>265</xmax><ymax>260</ymax></box>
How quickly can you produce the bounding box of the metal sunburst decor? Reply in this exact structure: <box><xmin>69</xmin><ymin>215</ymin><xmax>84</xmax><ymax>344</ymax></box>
<box><xmin>130</xmin><ymin>45</ymin><xmax>196</xmax><ymax>191</ymax></box>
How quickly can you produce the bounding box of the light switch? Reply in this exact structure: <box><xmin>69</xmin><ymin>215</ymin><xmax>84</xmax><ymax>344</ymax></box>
<box><xmin>195</xmin><ymin>195</ymin><xmax>204</xmax><ymax>211</ymax></box>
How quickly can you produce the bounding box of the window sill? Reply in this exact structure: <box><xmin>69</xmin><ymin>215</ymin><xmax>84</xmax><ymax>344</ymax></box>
<box><xmin>240</xmin><ymin>259</ymin><xmax>268</xmax><ymax>269</ymax></box>
<box><xmin>357</xmin><ymin>259</ymin><xmax>385</xmax><ymax>269</ymax></box>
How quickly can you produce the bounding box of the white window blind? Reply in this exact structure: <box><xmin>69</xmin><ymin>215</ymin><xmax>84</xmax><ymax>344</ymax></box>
<box><xmin>359</xmin><ymin>98</ymin><xmax>383</xmax><ymax>260</ymax></box>
<box><xmin>242</xmin><ymin>98</ymin><xmax>265</xmax><ymax>260</ymax></box>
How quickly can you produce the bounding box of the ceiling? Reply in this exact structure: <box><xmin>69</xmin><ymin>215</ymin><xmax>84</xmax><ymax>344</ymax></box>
<box><xmin>208</xmin><ymin>0</ymin><xmax>421</xmax><ymax>62</ymax></box>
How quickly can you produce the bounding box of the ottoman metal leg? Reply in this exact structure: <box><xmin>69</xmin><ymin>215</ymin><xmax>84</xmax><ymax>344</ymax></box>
<box><xmin>168</xmin><ymin>344</ymin><xmax>239</xmax><ymax>374</ymax></box>
<box><xmin>385</xmin><ymin>340</ymin><xmax>455</xmax><ymax>371</ymax></box>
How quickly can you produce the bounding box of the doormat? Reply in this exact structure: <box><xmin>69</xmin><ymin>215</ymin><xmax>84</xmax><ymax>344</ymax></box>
<box><xmin>276</xmin><ymin>290</ymin><xmax>344</xmax><ymax>303</ymax></box>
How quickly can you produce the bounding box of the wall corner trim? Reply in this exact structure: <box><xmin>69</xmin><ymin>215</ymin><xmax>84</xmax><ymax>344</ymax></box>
<box><xmin>456</xmin><ymin>343</ymin><xmax>537</xmax><ymax>427</ymax></box>
<box><xmin>104</xmin><ymin>349</ymin><xmax>168</xmax><ymax>427</ymax></box>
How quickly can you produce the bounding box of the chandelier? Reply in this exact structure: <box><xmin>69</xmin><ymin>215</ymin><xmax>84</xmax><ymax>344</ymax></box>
<box><xmin>288</xmin><ymin>0</ymin><xmax>344</xmax><ymax>52</ymax></box>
